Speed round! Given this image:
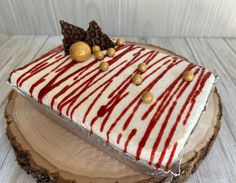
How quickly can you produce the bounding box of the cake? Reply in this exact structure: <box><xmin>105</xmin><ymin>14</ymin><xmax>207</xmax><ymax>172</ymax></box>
<box><xmin>8</xmin><ymin>21</ymin><xmax>216</xmax><ymax>175</ymax></box>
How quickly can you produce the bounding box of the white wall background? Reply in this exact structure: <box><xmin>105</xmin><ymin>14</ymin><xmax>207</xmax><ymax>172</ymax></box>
<box><xmin>1</xmin><ymin>0</ymin><xmax>236</xmax><ymax>37</ymax></box>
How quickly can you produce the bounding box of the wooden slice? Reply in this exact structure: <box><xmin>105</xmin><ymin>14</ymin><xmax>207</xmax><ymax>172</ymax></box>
<box><xmin>5</xmin><ymin>44</ymin><xmax>222</xmax><ymax>183</ymax></box>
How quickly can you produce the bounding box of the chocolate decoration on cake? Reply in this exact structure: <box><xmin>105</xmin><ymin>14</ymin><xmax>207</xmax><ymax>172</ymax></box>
<box><xmin>83</xmin><ymin>20</ymin><xmax>115</xmax><ymax>50</ymax></box>
<box><xmin>60</xmin><ymin>20</ymin><xmax>86</xmax><ymax>55</ymax></box>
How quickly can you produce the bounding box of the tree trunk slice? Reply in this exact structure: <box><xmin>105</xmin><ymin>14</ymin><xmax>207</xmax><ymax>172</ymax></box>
<box><xmin>5</xmin><ymin>44</ymin><xmax>222</xmax><ymax>183</ymax></box>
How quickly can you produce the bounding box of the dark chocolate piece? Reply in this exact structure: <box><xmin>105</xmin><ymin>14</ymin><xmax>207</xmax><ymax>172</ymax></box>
<box><xmin>83</xmin><ymin>20</ymin><xmax>115</xmax><ymax>50</ymax></box>
<box><xmin>59</xmin><ymin>20</ymin><xmax>86</xmax><ymax>55</ymax></box>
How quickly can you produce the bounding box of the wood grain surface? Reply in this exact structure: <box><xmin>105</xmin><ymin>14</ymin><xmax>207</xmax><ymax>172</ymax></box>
<box><xmin>1</xmin><ymin>0</ymin><xmax>236</xmax><ymax>36</ymax></box>
<box><xmin>0</xmin><ymin>36</ymin><xmax>235</xmax><ymax>183</ymax></box>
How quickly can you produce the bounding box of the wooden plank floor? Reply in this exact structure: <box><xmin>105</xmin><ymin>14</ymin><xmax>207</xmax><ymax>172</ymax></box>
<box><xmin>0</xmin><ymin>36</ymin><xmax>235</xmax><ymax>183</ymax></box>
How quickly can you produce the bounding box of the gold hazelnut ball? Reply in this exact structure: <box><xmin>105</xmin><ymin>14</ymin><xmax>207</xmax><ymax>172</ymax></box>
<box><xmin>141</xmin><ymin>92</ymin><xmax>153</xmax><ymax>104</ymax></box>
<box><xmin>183</xmin><ymin>71</ymin><xmax>194</xmax><ymax>81</ymax></box>
<box><xmin>69</xmin><ymin>42</ymin><xmax>91</xmax><ymax>62</ymax></box>
<box><xmin>95</xmin><ymin>50</ymin><xmax>104</xmax><ymax>60</ymax></box>
<box><xmin>92</xmin><ymin>45</ymin><xmax>101</xmax><ymax>54</ymax></box>
<box><xmin>138</xmin><ymin>63</ymin><xmax>147</xmax><ymax>72</ymax></box>
<box><xmin>107</xmin><ymin>48</ymin><xmax>116</xmax><ymax>57</ymax></box>
<box><xmin>99</xmin><ymin>62</ymin><xmax>109</xmax><ymax>72</ymax></box>
<box><xmin>116</xmin><ymin>38</ymin><xmax>125</xmax><ymax>46</ymax></box>
<box><xmin>132</xmin><ymin>74</ymin><xmax>143</xmax><ymax>85</ymax></box>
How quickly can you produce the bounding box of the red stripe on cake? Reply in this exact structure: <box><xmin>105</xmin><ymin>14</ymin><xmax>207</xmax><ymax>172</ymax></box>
<box><xmin>124</xmin><ymin>129</ymin><xmax>137</xmax><ymax>153</ymax></box>
<box><xmin>136</xmin><ymin>64</ymin><xmax>196</xmax><ymax>161</ymax></box>
<box><xmin>106</xmin><ymin>57</ymin><xmax>179</xmax><ymax>143</ymax></box>
<box><xmin>164</xmin><ymin>142</ymin><xmax>178</xmax><ymax>171</ymax></box>
<box><xmin>9</xmin><ymin>45</ymin><xmax>63</xmax><ymax>83</ymax></box>
<box><xmin>117</xmin><ymin>133</ymin><xmax>122</xmax><ymax>144</ymax></box>
<box><xmin>155</xmin><ymin>69</ymin><xmax>211</xmax><ymax>168</ymax></box>
<box><xmin>148</xmin><ymin>67</ymin><xmax>201</xmax><ymax>165</ymax></box>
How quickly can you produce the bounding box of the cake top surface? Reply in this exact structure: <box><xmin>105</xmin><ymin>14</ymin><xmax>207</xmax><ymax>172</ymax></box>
<box><xmin>9</xmin><ymin>42</ymin><xmax>215</xmax><ymax>173</ymax></box>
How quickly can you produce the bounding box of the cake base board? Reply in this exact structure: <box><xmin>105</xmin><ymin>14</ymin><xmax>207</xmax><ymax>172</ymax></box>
<box><xmin>5</xmin><ymin>88</ymin><xmax>221</xmax><ymax>183</ymax></box>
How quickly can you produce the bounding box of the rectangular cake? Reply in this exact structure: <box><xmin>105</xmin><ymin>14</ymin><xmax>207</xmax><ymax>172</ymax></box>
<box><xmin>8</xmin><ymin>41</ymin><xmax>215</xmax><ymax>175</ymax></box>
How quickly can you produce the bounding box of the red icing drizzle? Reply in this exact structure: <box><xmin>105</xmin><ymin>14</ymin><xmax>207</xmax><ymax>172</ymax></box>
<box><xmin>97</xmin><ymin>51</ymin><xmax>161</xmax><ymax>134</ymax></box>
<box><xmin>124</xmin><ymin>129</ymin><xmax>137</xmax><ymax>153</ymax></box>
<box><xmin>110</xmin><ymin>59</ymin><xmax>181</xmax><ymax>135</ymax></box>
<box><xmin>55</xmin><ymin>44</ymin><xmax>138</xmax><ymax>116</ymax></box>
<box><xmin>155</xmin><ymin>70</ymin><xmax>211</xmax><ymax>168</ymax></box>
<box><xmin>29</xmin><ymin>73</ymin><xmax>49</xmax><ymax>96</ymax></box>
<box><xmin>10</xmin><ymin>43</ymin><xmax>213</xmax><ymax>171</ymax></box>
<box><xmin>165</xmin><ymin>142</ymin><xmax>178</xmax><ymax>171</ymax></box>
<box><xmin>16</xmin><ymin>48</ymin><xmax>64</xmax><ymax>87</ymax></box>
<box><xmin>146</xmin><ymin>67</ymin><xmax>202</xmax><ymax>165</ymax></box>
<box><xmin>182</xmin><ymin>72</ymin><xmax>212</xmax><ymax>125</ymax></box>
<box><xmin>8</xmin><ymin>45</ymin><xmax>63</xmax><ymax>83</ymax></box>
<box><xmin>134</xmin><ymin>64</ymin><xmax>195</xmax><ymax>162</ymax></box>
<box><xmin>117</xmin><ymin>133</ymin><xmax>122</xmax><ymax>144</ymax></box>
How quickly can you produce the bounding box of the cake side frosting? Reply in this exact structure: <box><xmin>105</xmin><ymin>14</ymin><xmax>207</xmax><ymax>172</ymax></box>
<box><xmin>9</xmin><ymin>43</ymin><xmax>215</xmax><ymax>172</ymax></box>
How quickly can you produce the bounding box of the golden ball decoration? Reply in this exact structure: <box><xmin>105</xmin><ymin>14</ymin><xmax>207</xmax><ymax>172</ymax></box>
<box><xmin>95</xmin><ymin>50</ymin><xmax>104</xmax><ymax>60</ymax></box>
<box><xmin>99</xmin><ymin>62</ymin><xmax>109</xmax><ymax>72</ymax></box>
<box><xmin>183</xmin><ymin>71</ymin><xmax>194</xmax><ymax>81</ymax></box>
<box><xmin>132</xmin><ymin>74</ymin><xmax>143</xmax><ymax>85</ymax></box>
<box><xmin>107</xmin><ymin>48</ymin><xmax>116</xmax><ymax>57</ymax></box>
<box><xmin>92</xmin><ymin>45</ymin><xmax>101</xmax><ymax>54</ymax></box>
<box><xmin>69</xmin><ymin>42</ymin><xmax>91</xmax><ymax>62</ymax></box>
<box><xmin>116</xmin><ymin>38</ymin><xmax>125</xmax><ymax>46</ymax></box>
<box><xmin>137</xmin><ymin>63</ymin><xmax>147</xmax><ymax>72</ymax></box>
<box><xmin>141</xmin><ymin>92</ymin><xmax>153</xmax><ymax>104</ymax></box>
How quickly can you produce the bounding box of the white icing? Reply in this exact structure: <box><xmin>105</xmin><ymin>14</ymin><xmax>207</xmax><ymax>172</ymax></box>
<box><xmin>9</xmin><ymin>43</ymin><xmax>215</xmax><ymax>171</ymax></box>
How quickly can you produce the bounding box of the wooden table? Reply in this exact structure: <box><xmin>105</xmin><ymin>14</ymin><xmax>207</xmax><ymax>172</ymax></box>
<box><xmin>0</xmin><ymin>36</ymin><xmax>235</xmax><ymax>183</ymax></box>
